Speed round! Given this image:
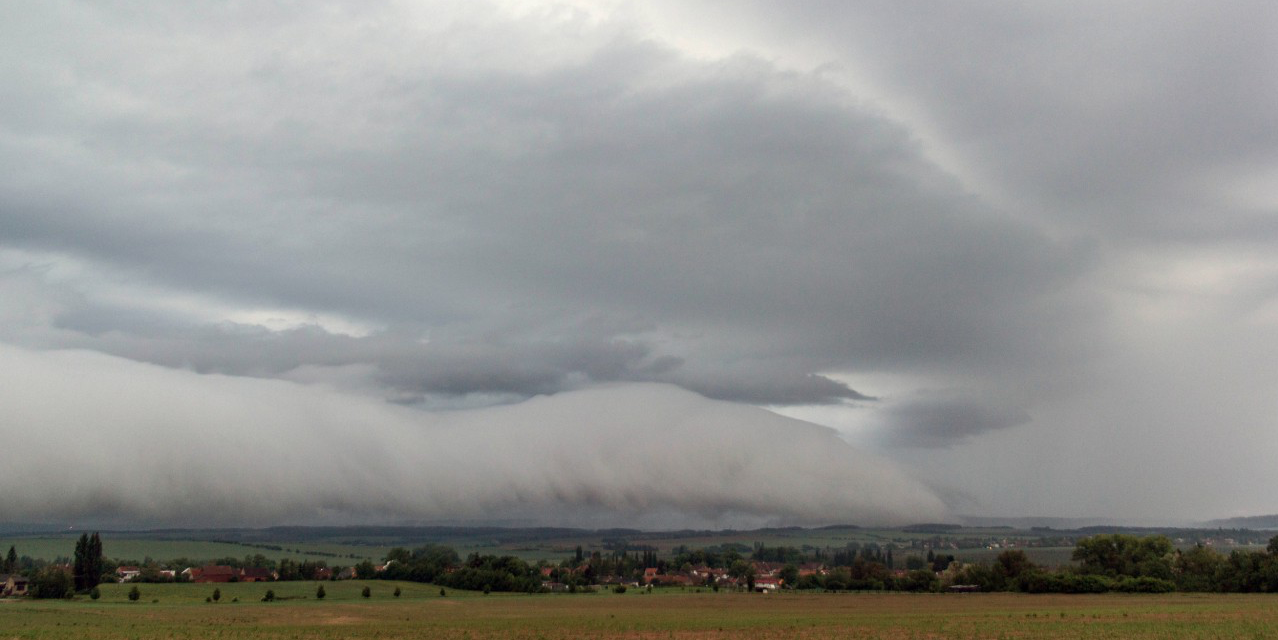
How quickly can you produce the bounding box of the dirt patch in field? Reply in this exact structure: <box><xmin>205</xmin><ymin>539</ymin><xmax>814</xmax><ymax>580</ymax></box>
<box><xmin>319</xmin><ymin>615</ymin><xmax>367</xmax><ymax>625</ymax></box>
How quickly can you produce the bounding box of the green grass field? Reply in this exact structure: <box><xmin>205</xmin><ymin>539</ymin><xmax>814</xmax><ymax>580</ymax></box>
<box><xmin>2</xmin><ymin>585</ymin><xmax>1276</xmax><ymax>639</ymax></box>
<box><xmin>0</xmin><ymin>537</ymin><xmax>389</xmax><ymax>565</ymax></box>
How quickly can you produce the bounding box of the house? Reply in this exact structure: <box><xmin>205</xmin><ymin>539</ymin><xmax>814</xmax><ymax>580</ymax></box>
<box><xmin>240</xmin><ymin>567</ymin><xmax>275</xmax><ymax>582</ymax></box>
<box><xmin>643</xmin><ymin>567</ymin><xmax>659</xmax><ymax>584</ymax></box>
<box><xmin>1</xmin><ymin>574</ymin><xmax>30</xmax><ymax>597</ymax></box>
<box><xmin>189</xmin><ymin>566</ymin><xmax>239</xmax><ymax>583</ymax></box>
<box><xmin>312</xmin><ymin>567</ymin><xmax>333</xmax><ymax>581</ymax></box>
<box><xmin>798</xmin><ymin>563</ymin><xmax>827</xmax><ymax>577</ymax></box>
<box><xmin>753</xmin><ymin>576</ymin><xmax>780</xmax><ymax>592</ymax></box>
<box><xmin>116</xmin><ymin>566</ymin><xmax>141</xmax><ymax>583</ymax></box>
<box><xmin>541</xmin><ymin>581</ymin><xmax>568</xmax><ymax>592</ymax></box>
<box><xmin>337</xmin><ymin>566</ymin><xmax>359</xmax><ymax>580</ymax></box>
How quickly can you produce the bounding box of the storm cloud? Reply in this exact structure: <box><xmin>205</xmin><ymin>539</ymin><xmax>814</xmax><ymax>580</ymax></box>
<box><xmin>2</xmin><ymin>1</ymin><xmax>1277</xmax><ymax>525</ymax></box>
<box><xmin>0</xmin><ymin>344</ymin><xmax>945</xmax><ymax>527</ymax></box>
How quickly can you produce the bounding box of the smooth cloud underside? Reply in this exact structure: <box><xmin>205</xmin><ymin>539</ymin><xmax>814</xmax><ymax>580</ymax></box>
<box><xmin>0</xmin><ymin>345</ymin><xmax>947</xmax><ymax>527</ymax></box>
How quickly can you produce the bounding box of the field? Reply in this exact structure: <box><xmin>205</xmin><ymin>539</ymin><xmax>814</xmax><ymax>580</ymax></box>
<box><xmin>0</xmin><ymin>538</ymin><xmax>390</xmax><ymax>566</ymax></box>
<box><xmin>3</xmin><ymin>584</ymin><xmax>1277</xmax><ymax>639</ymax></box>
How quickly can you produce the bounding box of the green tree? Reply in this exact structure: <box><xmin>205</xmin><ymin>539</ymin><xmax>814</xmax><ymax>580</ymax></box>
<box><xmin>362</xmin><ymin>585</ymin><xmax>371</xmax><ymax>598</ymax></box>
<box><xmin>393</xmin><ymin>586</ymin><xmax>402</xmax><ymax>597</ymax></box>
<box><xmin>212</xmin><ymin>588</ymin><xmax>221</xmax><ymax>602</ymax></box>
<box><xmin>316</xmin><ymin>584</ymin><xmax>326</xmax><ymax>599</ymax></box>
<box><xmin>73</xmin><ymin>533</ymin><xmax>88</xmax><ymax>591</ymax></box>
<box><xmin>779</xmin><ymin>564</ymin><xmax>799</xmax><ymax>588</ymax></box>
<box><xmin>89</xmin><ymin>586</ymin><xmax>101</xmax><ymax>600</ymax></box>
<box><xmin>1073</xmin><ymin>534</ymin><xmax>1173</xmax><ymax>579</ymax></box>
<box><xmin>128</xmin><ymin>585</ymin><xmax>141</xmax><ymax>602</ymax></box>
<box><xmin>88</xmin><ymin>533</ymin><xmax>104</xmax><ymax>588</ymax></box>
<box><xmin>262</xmin><ymin>589</ymin><xmax>275</xmax><ymax>602</ymax></box>
<box><xmin>30</xmin><ymin>567</ymin><xmax>74</xmax><ymax>599</ymax></box>
<box><xmin>4</xmin><ymin>546</ymin><xmax>16</xmax><ymax>573</ymax></box>
<box><xmin>993</xmin><ymin>549</ymin><xmax>1034</xmax><ymax>589</ymax></box>
<box><xmin>73</xmin><ymin>532</ymin><xmax>105</xmax><ymax>592</ymax></box>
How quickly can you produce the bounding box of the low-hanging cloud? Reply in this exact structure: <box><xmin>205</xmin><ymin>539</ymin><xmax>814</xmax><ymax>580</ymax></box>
<box><xmin>0</xmin><ymin>344</ymin><xmax>947</xmax><ymax>527</ymax></box>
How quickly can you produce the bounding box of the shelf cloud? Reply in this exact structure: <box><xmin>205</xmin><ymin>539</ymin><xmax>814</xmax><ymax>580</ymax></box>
<box><xmin>0</xmin><ymin>344</ymin><xmax>945</xmax><ymax>527</ymax></box>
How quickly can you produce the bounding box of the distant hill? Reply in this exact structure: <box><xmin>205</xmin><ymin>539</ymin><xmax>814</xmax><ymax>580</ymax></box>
<box><xmin>1201</xmin><ymin>515</ymin><xmax>1278</xmax><ymax>530</ymax></box>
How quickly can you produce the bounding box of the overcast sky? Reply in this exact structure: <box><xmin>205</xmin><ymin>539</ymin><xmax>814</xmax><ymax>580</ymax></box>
<box><xmin>2</xmin><ymin>1</ymin><xmax>1276</xmax><ymax>528</ymax></box>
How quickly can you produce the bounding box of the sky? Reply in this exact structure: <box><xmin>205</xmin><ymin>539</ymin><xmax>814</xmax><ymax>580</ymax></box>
<box><xmin>1</xmin><ymin>1</ymin><xmax>1276</xmax><ymax>528</ymax></box>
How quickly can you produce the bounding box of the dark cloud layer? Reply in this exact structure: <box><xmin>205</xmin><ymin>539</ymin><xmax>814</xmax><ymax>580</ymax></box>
<box><xmin>0</xmin><ymin>1</ymin><xmax>1084</xmax><ymax>409</ymax></box>
<box><xmin>2</xmin><ymin>1</ymin><xmax>1277</xmax><ymax>523</ymax></box>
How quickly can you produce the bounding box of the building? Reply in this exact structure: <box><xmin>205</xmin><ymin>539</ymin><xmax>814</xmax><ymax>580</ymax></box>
<box><xmin>1</xmin><ymin>574</ymin><xmax>30</xmax><ymax>597</ymax></box>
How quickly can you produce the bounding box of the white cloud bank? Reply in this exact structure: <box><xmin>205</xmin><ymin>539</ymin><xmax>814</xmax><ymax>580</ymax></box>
<box><xmin>0</xmin><ymin>343</ymin><xmax>946</xmax><ymax>528</ymax></box>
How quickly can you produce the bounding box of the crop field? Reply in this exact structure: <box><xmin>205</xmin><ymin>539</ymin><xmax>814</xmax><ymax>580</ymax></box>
<box><xmin>0</xmin><ymin>538</ymin><xmax>388</xmax><ymax>565</ymax></box>
<box><xmin>3</xmin><ymin>584</ymin><xmax>1277</xmax><ymax>639</ymax></box>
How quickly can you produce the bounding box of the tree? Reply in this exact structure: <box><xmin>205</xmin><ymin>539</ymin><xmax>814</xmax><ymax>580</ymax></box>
<box><xmin>212</xmin><ymin>588</ymin><xmax>221</xmax><ymax>602</ymax></box>
<box><xmin>1073</xmin><ymin>534</ymin><xmax>1173</xmax><ymax>579</ymax></box>
<box><xmin>316</xmin><ymin>584</ymin><xmax>326</xmax><ymax>599</ymax></box>
<box><xmin>73</xmin><ymin>532</ymin><xmax>105</xmax><ymax>592</ymax></box>
<box><xmin>30</xmin><ymin>567</ymin><xmax>74</xmax><ymax>599</ymax></box>
<box><xmin>262</xmin><ymin>589</ymin><xmax>275</xmax><ymax>602</ymax></box>
<box><xmin>779</xmin><ymin>564</ymin><xmax>799</xmax><ymax>588</ymax></box>
<box><xmin>89</xmin><ymin>586</ymin><xmax>101</xmax><ymax>600</ymax></box>
<box><xmin>128</xmin><ymin>585</ymin><xmax>141</xmax><ymax>602</ymax></box>
<box><xmin>4</xmin><ymin>546</ymin><xmax>16</xmax><ymax>573</ymax></box>
<box><xmin>993</xmin><ymin>550</ymin><xmax>1034</xmax><ymax>589</ymax></box>
<box><xmin>362</xmin><ymin>585</ymin><xmax>371</xmax><ymax>598</ymax></box>
<box><xmin>74</xmin><ymin>534</ymin><xmax>88</xmax><ymax>591</ymax></box>
<box><xmin>88</xmin><ymin>533</ymin><xmax>104</xmax><ymax>588</ymax></box>
<box><xmin>393</xmin><ymin>586</ymin><xmax>402</xmax><ymax>597</ymax></box>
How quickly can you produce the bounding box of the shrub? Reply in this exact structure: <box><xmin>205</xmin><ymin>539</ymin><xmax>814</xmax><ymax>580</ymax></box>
<box><xmin>361</xmin><ymin>585</ymin><xmax>371</xmax><ymax>598</ymax></box>
<box><xmin>1114</xmin><ymin>576</ymin><xmax>1175</xmax><ymax>593</ymax></box>
<box><xmin>30</xmin><ymin>567</ymin><xmax>74</xmax><ymax>599</ymax></box>
<box><xmin>128</xmin><ymin>586</ymin><xmax>141</xmax><ymax>602</ymax></box>
<box><xmin>613</xmin><ymin>584</ymin><xmax>627</xmax><ymax>594</ymax></box>
<box><xmin>439</xmin><ymin>588</ymin><xmax>446</xmax><ymax>597</ymax></box>
<box><xmin>212</xmin><ymin>588</ymin><xmax>221</xmax><ymax>602</ymax></box>
<box><xmin>262</xmin><ymin>590</ymin><xmax>276</xmax><ymax>602</ymax></box>
<box><xmin>89</xmin><ymin>586</ymin><xmax>100</xmax><ymax>600</ymax></box>
<box><xmin>393</xmin><ymin>586</ymin><xmax>402</xmax><ymax>597</ymax></box>
<box><xmin>316</xmin><ymin>584</ymin><xmax>326</xmax><ymax>599</ymax></box>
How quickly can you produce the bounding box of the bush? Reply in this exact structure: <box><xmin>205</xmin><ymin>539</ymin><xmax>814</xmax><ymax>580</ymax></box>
<box><xmin>128</xmin><ymin>585</ymin><xmax>141</xmax><ymax>602</ymax></box>
<box><xmin>361</xmin><ymin>585</ymin><xmax>371</xmax><ymax>598</ymax></box>
<box><xmin>316</xmin><ymin>584</ymin><xmax>326</xmax><ymax>599</ymax></box>
<box><xmin>393</xmin><ymin>586</ymin><xmax>402</xmax><ymax>597</ymax></box>
<box><xmin>439</xmin><ymin>588</ymin><xmax>446</xmax><ymax>597</ymax></box>
<box><xmin>613</xmin><ymin>584</ymin><xmax>627</xmax><ymax>594</ymax></box>
<box><xmin>262</xmin><ymin>590</ymin><xmax>276</xmax><ymax>602</ymax></box>
<box><xmin>212</xmin><ymin>588</ymin><xmax>221</xmax><ymax>602</ymax></box>
<box><xmin>1114</xmin><ymin>576</ymin><xmax>1175</xmax><ymax>593</ymax></box>
<box><xmin>30</xmin><ymin>567</ymin><xmax>74</xmax><ymax>599</ymax></box>
<box><xmin>89</xmin><ymin>586</ymin><xmax>100</xmax><ymax>600</ymax></box>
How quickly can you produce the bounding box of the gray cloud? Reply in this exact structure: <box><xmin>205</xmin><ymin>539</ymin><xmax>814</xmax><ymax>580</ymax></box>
<box><xmin>2</xmin><ymin>1</ymin><xmax>1276</xmax><ymax>523</ymax></box>
<box><xmin>0</xmin><ymin>344</ymin><xmax>946</xmax><ymax>527</ymax></box>
<box><xmin>874</xmin><ymin>395</ymin><xmax>1031</xmax><ymax>449</ymax></box>
<box><xmin>0</xmin><ymin>1</ymin><xmax>1087</xmax><ymax>411</ymax></box>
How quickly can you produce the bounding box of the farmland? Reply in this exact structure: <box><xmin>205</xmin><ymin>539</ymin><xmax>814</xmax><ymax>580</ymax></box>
<box><xmin>3</xmin><ymin>585</ymin><xmax>1277</xmax><ymax>639</ymax></box>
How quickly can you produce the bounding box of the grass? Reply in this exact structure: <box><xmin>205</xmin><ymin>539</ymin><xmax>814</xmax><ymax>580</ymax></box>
<box><xmin>2</xmin><ymin>586</ymin><xmax>1277</xmax><ymax>639</ymax></box>
<box><xmin>0</xmin><ymin>537</ymin><xmax>388</xmax><ymax>565</ymax></box>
